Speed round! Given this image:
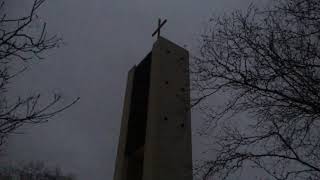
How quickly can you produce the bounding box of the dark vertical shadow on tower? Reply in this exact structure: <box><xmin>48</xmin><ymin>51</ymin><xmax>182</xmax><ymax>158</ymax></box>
<box><xmin>125</xmin><ymin>52</ymin><xmax>152</xmax><ymax>180</ymax></box>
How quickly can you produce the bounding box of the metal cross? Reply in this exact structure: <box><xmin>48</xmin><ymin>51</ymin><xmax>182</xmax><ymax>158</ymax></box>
<box><xmin>152</xmin><ymin>18</ymin><xmax>167</xmax><ymax>39</ymax></box>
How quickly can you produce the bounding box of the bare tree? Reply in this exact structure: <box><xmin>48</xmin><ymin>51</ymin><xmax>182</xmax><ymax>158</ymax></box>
<box><xmin>0</xmin><ymin>0</ymin><xmax>79</xmax><ymax>150</ymax></box>
<box><xmin>192</xmin><ymin>0</ymin><xmax>320</xmax><ymax>179</ymax></box>
<box><xmin>0</xmin><ymin>161</ymin><xmax>76</xmax><ymax>180</ymax></box>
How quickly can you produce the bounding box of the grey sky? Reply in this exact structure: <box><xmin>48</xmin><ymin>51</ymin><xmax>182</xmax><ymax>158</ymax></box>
<box><xmin>2</xmin><ymin>0</ymin><xmax>255</xmax><ymax>180</ymax></box>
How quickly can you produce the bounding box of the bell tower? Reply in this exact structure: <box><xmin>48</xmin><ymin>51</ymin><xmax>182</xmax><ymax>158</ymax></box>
<box><xmin>113</xmin><ymin>35</ymin><xmax>192</xmax><ymax>180</ymax></box>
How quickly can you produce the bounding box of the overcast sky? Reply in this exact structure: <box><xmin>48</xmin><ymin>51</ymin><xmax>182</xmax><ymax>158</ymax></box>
<box><xmin>2</xmin><ymin>0</ymin><xmax>257</xmax><ymax>180</ymax></box>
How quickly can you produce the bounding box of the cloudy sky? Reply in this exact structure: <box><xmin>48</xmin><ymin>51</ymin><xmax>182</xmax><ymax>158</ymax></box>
<box><xmin>2</xmin><ymin>0</ymin><xmax>256</xmax><ymax>179</ymax></box>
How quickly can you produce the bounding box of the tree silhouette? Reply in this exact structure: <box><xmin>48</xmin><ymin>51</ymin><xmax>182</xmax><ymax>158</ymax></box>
<box><xmin>0</xmin><ymin>161</ymin><xmax>76</xmax><ymax>180</ymax></box>
<box><xmin>192</xmin><ymin>0</ymin><xmax>320</xmax><ymax>179</ymax></box>
<box><xmin>0</xmin><ymin>0</ymin><xmax>79</xmax><ymax>150</ymax></box>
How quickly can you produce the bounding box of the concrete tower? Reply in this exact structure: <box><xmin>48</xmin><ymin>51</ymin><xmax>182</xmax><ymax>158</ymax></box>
<box><xmin>113</xmin><ymin>37</ymin><xmax>192</xmax><ymax>180</ymax></box>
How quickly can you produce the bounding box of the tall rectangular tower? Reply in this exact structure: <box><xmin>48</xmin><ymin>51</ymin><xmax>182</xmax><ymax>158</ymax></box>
<box><xmin>113</xmin><ymin>37</ymin><xmax>192</xmax><ymax>180</ymax></box>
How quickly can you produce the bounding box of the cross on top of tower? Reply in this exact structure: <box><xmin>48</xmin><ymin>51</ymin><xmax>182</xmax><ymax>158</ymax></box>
<box><xmin>152</xmin><ymin>18</ymin><xmax>167</xmax><ymax>39</ymax></box>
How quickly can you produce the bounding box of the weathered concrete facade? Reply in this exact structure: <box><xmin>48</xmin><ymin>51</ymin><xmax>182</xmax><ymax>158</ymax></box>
<box><xmin>113</xmin><ymin>37</ymin><xmax>192</xmax><ymax>180</ymax></box>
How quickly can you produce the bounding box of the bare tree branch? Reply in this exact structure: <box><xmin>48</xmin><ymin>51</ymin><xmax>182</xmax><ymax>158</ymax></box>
<box><xmin>193</xmin><ymin>0</ymin><xmax>320</xmax><ymax>179</ymax></box>
<box><xmin>0</xmin><ymin>0</ymin><xmax>79</xmax><ymax>150</ymax></box>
